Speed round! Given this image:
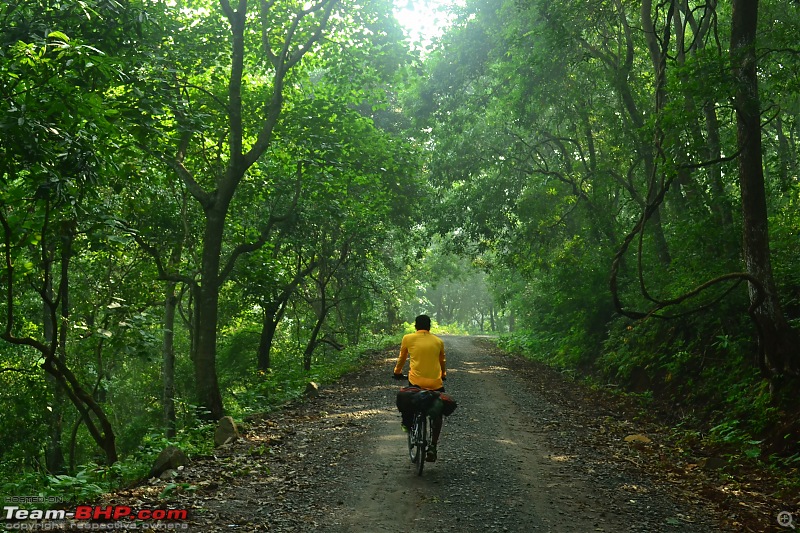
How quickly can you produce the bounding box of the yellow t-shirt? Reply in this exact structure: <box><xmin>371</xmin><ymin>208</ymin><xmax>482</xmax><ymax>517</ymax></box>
<box><xmin>394</xmin><ymin>330</ymin><xmax>446</xmax><ymax>390</ymax></box>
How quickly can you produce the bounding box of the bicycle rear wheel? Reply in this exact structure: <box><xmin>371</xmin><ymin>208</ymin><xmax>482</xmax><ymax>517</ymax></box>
<box><xmin>415</xmin><ymin>415</ymin><xmax>427</xmax><ymax>476</ymax></box>
<box><xmin>407</xmin><ymin>415</ymin><xmax>419</xmax><ymax>463</ymax></box>
<box><xmin>407</xmin><ymin>413</ymin><xmax>425</xmax><ymax>466</ymax></box>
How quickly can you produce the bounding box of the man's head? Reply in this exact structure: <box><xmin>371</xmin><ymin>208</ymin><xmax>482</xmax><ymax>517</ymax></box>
<box><xmin>414</xmin><ymin>314</ymin><xmax>432</xmax><ymax>331</ymax></box>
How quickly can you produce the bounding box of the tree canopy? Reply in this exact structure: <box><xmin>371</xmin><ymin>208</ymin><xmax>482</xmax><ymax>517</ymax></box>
<box><xmin>415</xmin><ymin>0</ymin><xmax>800</xmax><ymax>454</ymax></box>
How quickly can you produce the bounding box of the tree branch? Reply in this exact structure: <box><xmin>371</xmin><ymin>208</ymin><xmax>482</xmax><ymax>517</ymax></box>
<box><xmin>1</xmin><ymin>366</ymin><xmax>38</xmax><ymax>375</ymax></box>
<box><xmin>219</xmin><ymin>161</ymin><xmax>304</xmax><ymax>283</ymax></box>
<box><xmin>245</xmin><ymin>0</ymin><xmax>339</xmax><ymax>169</ymax></box>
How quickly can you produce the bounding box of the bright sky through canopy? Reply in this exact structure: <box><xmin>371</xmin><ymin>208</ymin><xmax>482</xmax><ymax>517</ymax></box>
<box><xmin>393</xmin><ymin>0</ymin><xmax>455</xmax><ymax>47</ymax></box>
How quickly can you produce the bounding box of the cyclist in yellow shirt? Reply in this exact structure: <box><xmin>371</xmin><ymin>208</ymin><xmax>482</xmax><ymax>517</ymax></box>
<box><xmin>393</xmin><ymin>314</ymin><xmax>446</xmax><ymax>461</ymax></box>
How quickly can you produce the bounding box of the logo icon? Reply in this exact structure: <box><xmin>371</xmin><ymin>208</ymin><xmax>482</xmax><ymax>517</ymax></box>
<box><xmin>778</xmin><ymin>511</ymin><xmax>795</xmax><ymax>529</ymax></box>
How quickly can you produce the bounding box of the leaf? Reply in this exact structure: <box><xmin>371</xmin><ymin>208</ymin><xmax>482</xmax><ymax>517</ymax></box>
<box><xmin>159</xmin><ymin>483</ymin><xmax>178</xmax><ymax>499</ymax></box>
<box><xmin>48</xmin><ymin>31</ymin><xmax>70</xmax><ymax>42</ymax></box>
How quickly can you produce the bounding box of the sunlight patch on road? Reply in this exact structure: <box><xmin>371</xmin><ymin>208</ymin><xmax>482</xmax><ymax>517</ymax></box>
<box><xmin>366</xmin><ymin>383</ymin><xmax>398</xmax><ymax>393</ymax></box>
<box><xmin>459</xmin><ymin>365</ymin><xmax>509</xmax><ymax>375</ymax></box>
<box><xmin>620</xmin><ymin>483</ymin><xmax>650</xmax><ymax>493</ymax></box>
<box><xmin>335</xmin><ymin>408</ymin><xmax>385</xmax><ymax>419</ymax></box>
<box><xmin>378</xmin><ymin>433</ymin><xmax>405</xmax><ymax>443</ymax></box>
<box><xmin>549</xmin><ymin>454</ymin><xmax>576</xmax><ymax>462</ymax></box>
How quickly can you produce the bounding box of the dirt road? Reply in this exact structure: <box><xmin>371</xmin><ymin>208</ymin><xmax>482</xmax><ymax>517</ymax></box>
<box><xmin>108</xmin><ymin>335</ymin><xmax>738</xmax><ymax>531</ymax></box>
<box><xmin>318</xmin><ymin>335</ymin><xmax>719</xmax><ymax>533</ymax></box>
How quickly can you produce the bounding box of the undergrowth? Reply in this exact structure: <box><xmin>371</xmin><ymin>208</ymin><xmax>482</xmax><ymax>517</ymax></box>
<box><xmin>0</xmin><ymin>333</ymin><xmax>400</xmax><ymax>508</ymax></box>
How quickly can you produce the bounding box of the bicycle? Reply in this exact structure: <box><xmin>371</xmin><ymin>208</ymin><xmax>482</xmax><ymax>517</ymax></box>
<box><xmin>407</xmin><ymin>396</ymin><xmax>437</xmax><ymax>476</ymax></box>
<box><xmin>394</xmin><ymin>374</ymin><xmax>453</xmax><ymax>476</ymax></box>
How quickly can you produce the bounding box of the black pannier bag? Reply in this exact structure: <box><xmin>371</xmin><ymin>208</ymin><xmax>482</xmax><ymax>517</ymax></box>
<box><xmin>439</xmin><ymin>393</ymin><xmax>458</xmax><ymax>416</ymax></box>
<box><xmin>396</xmin><ymin>386</ymin><xmax>422</xmax><ymax>415</ymax></box>
<box><xmin>396</xmin><ymin>387</ymin><xmax>457</xmax><ymax>417</ymax></box>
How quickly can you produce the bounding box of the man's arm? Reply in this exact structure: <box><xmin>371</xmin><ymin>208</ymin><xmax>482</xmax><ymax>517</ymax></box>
<box><xmin>394</xmin><ymin>345</ymin><xmax>409</xmax><ymax>376</ymax></box>
<box><xmin>439</xmin><ymin>344</ymin><xmax>446</xmax><ymax>379</ymax></box>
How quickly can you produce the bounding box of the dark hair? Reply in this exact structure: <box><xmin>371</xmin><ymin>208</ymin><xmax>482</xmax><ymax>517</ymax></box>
<box><xmin>414</xmin><ymin>314</ymin><xmax>432</xmax><ymax>331</ymax></box>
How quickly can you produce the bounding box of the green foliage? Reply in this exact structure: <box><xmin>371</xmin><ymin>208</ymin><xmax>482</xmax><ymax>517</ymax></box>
<box><xmin>2</xmin><ymin>0</ymin><xmax>799</xmax><ymax>505</ymax></box>
<box><xmin>46</xmin><ymin>467</ymin><xmax>108</xmax><ymax>503</ymax></box>
<box><xmin>400</xmin><ymin>320</ymin><xmax>470</xmax><ymax>336</ymax></box>
<box><xmin>159</xmin><ymin>482</ymin><xmax>196</xmax><ymax>499</ymax></box>
<box><xmin>225</xmin><ymin>332</ymin><xmax>400</xmax><ymax>417</ymax></box>
<box><xmin>0</xmin><ymin>0</ymin><xmax>427</xmax><ymax>498</ymax></box>
<box><xmin>2</xmin><ymin>461</ymin><xmax>135</xmax><ymax>507</ymax></box>
<box><xmin>0</xmin><ymin>346</ymin><xmax>49</xmax><ymax>467</ymax></box>
<box><xmin>418</xmin><ymin>0</ymin><xmax>800</xmax><ymax>484</ymax></box>
<box><xmin>498</xmin><ymin>330</ymin><xmax>558</xmax><ymax>363</ymax></box>
<box><xmin>400</xmin><ymin>236</ymin><xmax>504</xmax><ymax>334</ymax></box>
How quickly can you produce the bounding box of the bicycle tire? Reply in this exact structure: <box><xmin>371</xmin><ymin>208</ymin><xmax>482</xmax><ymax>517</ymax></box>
<box><xmin>407</xmin><ymin>415</ymin><xmax>419</xmax><ymax>463</ymax></box>
<box><xmin>415</xmin><ymin>415</ymin><xmax>427</xmax><ymax>476</ymax></box>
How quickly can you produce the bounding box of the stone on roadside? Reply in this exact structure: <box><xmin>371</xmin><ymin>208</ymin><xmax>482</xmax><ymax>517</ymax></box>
<box><xmin>304</xmin><ymin>381</ymin><xmax>319</xmax><ymax>398</ymax></box>
<box><xmin>214</xmin><ymin>415</ymin><xmax>240</xmax><ymax>447</ymax></box>
<box><xmin>159</xmin><ymin>469</ymin><xmax>178</xmax><ymax>480</ymax></box>
<box><xmin>623</xmin><ymin>434</ymin><xmax>652</xmax><ymax>444</ymax></box>
<box><xmin>149</xmin><ymin>445</ymin><xmax>188</xmax><ymax>479</ymax></box>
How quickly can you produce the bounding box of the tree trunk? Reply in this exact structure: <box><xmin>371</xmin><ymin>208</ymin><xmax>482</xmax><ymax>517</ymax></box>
<box><xmin>162</xmin><ymin>281</ymin><xmax>178</xmax><ymax>438</ymax></box>
<box><xmin>194</xmin><ymin>208</ymin><xmax>226</xmax><ymax>420</ymax></box>
<box><xmin>703</xmin><ymin>101</ymin><xmax>736</xmax><ymax>252</ymax></box>
<box><xmin>257</xmin><ymin>259</ymin><xmax>316</xmax><ymax>371</ymax></box>
<box><xmin>169</xmin><ymin>0</ymin><xmax>335</xmax><ymax>420</ymax></box>
<box><xmin>68</xmin><ymin>416</ymin><xmax>82</xmax><ymax>472</ymax></box>
<box><xmin>44</xmin><ymin>374</ymin><xmax>65</xmax><ymax>473</ymax></box>
<box><xmin>637</xmin><ymin>0</ymin><xmax>673</xmax><ymax>266</ymax></box>
<box><xmin>676</xmin><ymin>0</ymin><xmax>736</xmax><ymax>257</ymax></box>
<box><xmin>774</xmin><ymin>115</ymin><xmax>793</xmax><ymax>188</ymax></box>
<box><xmin>303</xmin><ymin>280</ymin><xmax>329</xmax><ymax>372</ymax></box>
<box><xmin>257</xmin><ymin>299</ymin><xmax>288</xmax><ymax>372</ymax></box>
<box><xmin>257</xmin><ymin>311</ymin><xmax>277</xmax><ymax>373</ymax></box>
<box><xmin>731</xmin><ymin>0</ymin><xmax>800</xmax><ymax>377</ymax></box>
<box><xmin>387</xmin><ymin>300</ymin><xmax>398</xmax><ymax>331</ymax></box>
<box><xmin>43</xmin><ymin>269</ymin><xmax>65</xmax><ymax>474</ymax></box>
<box><xmin>303</xmin><ymin>315</ymin><xmax>325</xmax><ymax>372</ymax></box>
<box><xmin>44</xmin><ymin>225</ymin><xmax>117</xmax><ymax>464</ymax></box>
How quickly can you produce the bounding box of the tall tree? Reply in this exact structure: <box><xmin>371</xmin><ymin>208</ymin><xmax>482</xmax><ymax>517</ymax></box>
<box><xmin>131</xmin><ymin>0</ymin><xmax>408</xmax><ymax>419</ymax></box>
<box><xmin>730</xmin><ymin>0</ymin><xmax>800</xmax><ymax>379</ymax></box>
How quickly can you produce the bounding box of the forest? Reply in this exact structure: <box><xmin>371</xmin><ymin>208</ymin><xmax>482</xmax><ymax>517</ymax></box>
<box><xmin>1</xmin><ymin>0</ymin><xmax>799</xmax><ymax>500</ymax></box>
